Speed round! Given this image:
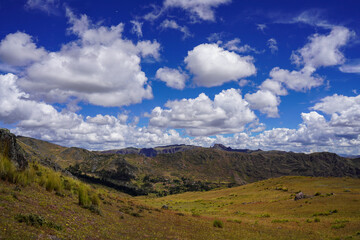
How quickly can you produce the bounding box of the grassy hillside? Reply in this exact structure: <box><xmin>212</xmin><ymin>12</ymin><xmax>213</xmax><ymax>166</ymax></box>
<box><xmin>15</xmin><ymin>135</ymin><xmax>360</xmax><ymax>198</ymax></box>
<box><xmin>1</xmin><ymin>133</ymin><xmax>360</xmax><ymax>239</ymax></box>
<box><xmin>1</xmin><ymin>174</ymin><xmax>359</xmax><ymax>239</ymax></box>
<box><xmin>139</xmin><ymin>176</ymin><xmax>360</xmax><ymax>240</ymax></box>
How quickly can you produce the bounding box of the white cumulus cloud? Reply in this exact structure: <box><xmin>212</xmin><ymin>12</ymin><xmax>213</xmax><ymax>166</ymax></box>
<box><xmin>184</xmin><ymin>43</ymin><xmax>256</xmax><ymax>87</ymax></box>
<box><xmin>155</xmin><ymin>67</ymin><xmax>188</xmax><ymax>90</ymax></box>
<box><xmin>148</xmin><ymin>88</ymin><xmax>257</xmax><ymax>136</ymax></box>
<box><xmin>0</xmin><ymin>32</ymin><xmax>47</xmax><ymax>66</ymax></box>
<box><xmin>245</xmin><ymin>90</ymin><xmax>280</xmax><ymax>118</ymax></box>
<box><xmin>14</xmin><ymin>9</ymin><xmax>161</xmax><ymax>107</ymax></box>
<box><xmin>0</xmin><ymin>73</ymin><xmax>192</xmax><ymax>150</ymax></box>
<box><xmin>291</xmin><ymin>26</ymin><xmax>353</xmax><ymax>68</ymax></box>
<box><xmin>269</xmin><ymin>66</ymin><xmax>323</xmax><ymax>92</ymax></box>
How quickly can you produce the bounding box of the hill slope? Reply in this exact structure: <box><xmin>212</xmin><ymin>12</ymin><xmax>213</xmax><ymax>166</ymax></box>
<box><xmin>1</xmin><ymin>129</ymin><xmax>360</xmax><ymax>239</ymax></box>
<box><xmin>1</xmin><ymin>176</ymin><xmax>359</xmax><ymax>240</ymax></box>
<box><xmin>139</xmin><ymin>176</ymin><xmax>360</xmax><ymax>240</ymax></box>
<box><xmin>14</xmin><ymin>132</ymin><xmax>360</xmax><ymax>196</ymax></box>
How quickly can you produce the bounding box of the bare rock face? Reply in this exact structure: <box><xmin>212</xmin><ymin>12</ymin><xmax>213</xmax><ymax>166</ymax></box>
<box><xmin>0</xmin><ymin>129</ymin><xmax>28</xmax><ymax>170</ymax></box>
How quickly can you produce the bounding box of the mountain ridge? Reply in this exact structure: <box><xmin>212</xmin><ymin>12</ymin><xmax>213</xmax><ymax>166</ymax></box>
<box><xmin>2</xmin><ymin>129</ymin><xmax>358</xmax><ymax>196</ymax></box>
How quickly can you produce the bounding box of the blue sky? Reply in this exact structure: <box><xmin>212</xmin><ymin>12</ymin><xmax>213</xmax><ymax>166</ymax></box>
<box><xmin>0</xmin><ymin>0</ymin><xmax>360</xmax><ymax>154</ymax></box>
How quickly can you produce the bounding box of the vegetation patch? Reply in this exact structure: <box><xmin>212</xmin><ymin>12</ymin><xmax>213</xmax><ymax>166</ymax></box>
<box><xmin>332</xmin><ymin>223</ymin><xmax>346</xmax><ymax>229</ymax></box>
<box><xmin>271</xmin><ymin>219</ymin><xmax>289</xmax><ymax>223</ymax></box>
<box><xmin>227</xmin><ymin>219</ymin><xmax>242</xmax><ymax>224</ymax></box>
<box><xmin>333</xmin><ymin>219</ymin><xmax>349</xmax><ymax>224</ymax></box>
<box><xmin>213</xmin><ymin>219</ymin><xmax>224</xmax><ymax>228</ymax></box>
<box><xmin>275</xmin><ymin>186</ymin><xmax>288</xmax><ymax>192</ymax></box>
<box><xmin>1</xmin><ymin>153</ymin><xmax>104</xmax><ymax>217</ymax></box>
<box><xmin>313</xmin><ymin>209</ymin><xmax>338</xmax><ymax>216</ymax></box>
<box><xmin>15</xmin><ymin>213</ymin><xmax>62</xmax><ymax>230</ymax></box>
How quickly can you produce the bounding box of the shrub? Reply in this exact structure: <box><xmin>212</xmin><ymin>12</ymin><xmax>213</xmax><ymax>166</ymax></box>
<box><xmin>130</xmin><ymin>212</ymin><xmax>142</xmax><ymax>217</ymax></box>
<box><xmin>258</xmin><ymin>213</ymin><xmax>270</xmax><ymax>218</ymax></box>
<box><xmin>314</xmin><ymin>218</ymin><xmax>320</xmax><ymax>222</ymax></box>
<box><xmin>87</xmin><ymin>204</ymin><xmax>102</xmax><ymax>215</ymax></box>
<box><xmin>90</xmin><ymin>192</ymin><xmax>101</xmax><ymax>207</ymax></box>
<box><xmin>16</xmin><ymin>166</ymin><xmax>36</xmax><ymax>186</ymax></box>
<box><xmin>0</xmin><ymin>155</ymin><xmax>16</xmax><ymax>182</ymax></box>
<box><xmin>213</xmin><ymin>220</ymin><xmax>224</xmax><ymax>228</ymax></box>
<box><xmin>15</xmin><ymin>213</ymin><xmax>46</xmax><ymax>226</ymax></box>
<box><xmin>63</xmin><ymin>179</ymin><xmax>73</xmax><ymax>191</ymax></box>
<box><xmin>332</xmin><ymin>223</ymin><xmax>346</xmax><ymax>229</ymax></box>
<box><xmin>15</xmin><ymin>213</ymin><xmax>62</xmax><ymax>230</ymax></box>
<box><xmin>78</xmin><ymin>184</ymin><xmax>90</xmax><ymax>207</ymax></box>
<box><xmin>313</xmin><ymin>209</ymin><xmax>338</xmax><ymax>217</ymax></box>
<box><xmin>272</xmin><ymin>219</ymin><xmax>289</xmax><ymax>223</ymax></box>
<box><xmin>0</xmin><ymin>155</ymin><xmax>36</xmax><ymax>186</ymax></box>
<box><xmin>45</xmin><ymin>171</ymin><xmax>62</xmax><ymax>192</ymax></box>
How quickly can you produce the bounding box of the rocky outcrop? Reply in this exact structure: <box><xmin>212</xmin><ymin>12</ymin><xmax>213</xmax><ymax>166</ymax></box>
<box><xmin>0</xmin><ymin>129</ymin><xmax>28</xmax><ymax>170</ymax></box>
<box><xmin>294</xmin><ymin>192</ymin><xmax>305</xmax><ymax>201</ymax></box>
<box><xmin>211</xmin><ymin>144</ymin><xmax>260</xmax><ymax>153</ymax></box>
<box><xmin>103</xmin><ymin>145</ymin><xmax>199</xmax><ymax>157</ymax></box>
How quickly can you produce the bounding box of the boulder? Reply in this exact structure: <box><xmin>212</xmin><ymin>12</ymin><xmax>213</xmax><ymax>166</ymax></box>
<box><xmin>294</xmin><ymin>192</ymin><xmax>305</xmax><ymax>201</ymax></box>
<box><xmin>0</xmin><ymin>128</ymin><xmax>28</xmax><ymax>170</ymax></box>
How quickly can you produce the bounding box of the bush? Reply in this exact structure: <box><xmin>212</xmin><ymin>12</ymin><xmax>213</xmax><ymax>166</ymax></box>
<box><xmin>0</xmin><ymin>155</ymin><xmax>16</xmax><ymax>182</ymax></box>
<box><xmin>0</xmin><ymin>155</ymin><xmax>36</xmax><ymax>186</ymax></box>
<box><xmin>78</xmin><ymin>184</ymin><xmax>90</xmax><ymax>207</ymax></box>
<box><xmin>15</xmin><ymin>213</ymin><xmax>46</xmax><ymax>226</ymax></box>
<box><xmin>15</xmin><ymin>213</ymin><xmax>62</xmax><ymax>230</ymax></box>
<box><xmin>90</xmin><ymin>192</ymin><xmax>101</xmax><ymax>207</ymax></box>
<box><xmin>45</xmin><ymin>172</ymin><xmax>62</xmax><ymax>192</ymax></box>
<box><xmin>213</xmin><ymin>219</ymin><xmax>224</xmax><ymax>228</ymax></box>
<box><xmin>1</xmin><ymin>153</ymin><xmax>103</xmax><ymax>214</ymax></box>
<box><xmin>130</xmin><ymin>212</ymin><xmax>142</xmax><ymax>217</ymax></box>
<box><xmin>332</xmin><ymin>223</ymin><xmax>346</xmax><ymax>229</ymax></box>
<box><xmin>313</xmin><ymin>209</ymin><xmax>338</xmax><ymax>216</ymax></box>
<box><xmin>14</xmin><ymin>167</ymin><xmax>36</xmax><ymax>186</ymax></box>
<box><xmin>314</xmin><ymin>218</ymin><xmax>320</xmax><ymax>222</ymax></box>
<box><xmin>87</xmin><ymin>204</ymin><xmax>102</xmax><ymax>215</ymax></box>
<box><xmin>272</xmin><ymin>219</ymin><xmax>289</xmax><ymax>223</ymax></box>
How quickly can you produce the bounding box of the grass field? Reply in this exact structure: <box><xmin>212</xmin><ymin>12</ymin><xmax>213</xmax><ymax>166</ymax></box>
<box><xmin>138</xmin><ymin>176</ymin><xmax>360</xmax><ymax>240</ymax></box>
<box><xmin>1</xmin><ymin>175</ymin><xmax>359</xmax><ymax>239</ymax></box>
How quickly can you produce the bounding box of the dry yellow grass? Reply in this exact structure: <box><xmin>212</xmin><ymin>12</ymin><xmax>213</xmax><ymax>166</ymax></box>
<box><xmin>138</xmin><ymin>176</ymin><xmax>360</xmax><ymax>239</ymax></box>
<box><xmin>1</xmin><ymin>154</ymin><xmax>359</xmax><ymax>240</ymax></box>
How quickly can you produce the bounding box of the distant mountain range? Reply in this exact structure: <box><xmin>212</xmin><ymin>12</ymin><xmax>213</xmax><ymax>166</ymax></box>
<box><xmin>1</xmin><ymin>129</ymin><xmax>359</xmax><ymax>196</ymax></box>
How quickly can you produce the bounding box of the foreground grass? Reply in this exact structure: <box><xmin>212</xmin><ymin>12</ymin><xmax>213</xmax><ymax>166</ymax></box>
<box><xmin>139</xmin><ymin>176</ymin><xmax>360</xmax><ymax>240</ymax></box>
<box><xmin>0</xmin><ymin>179</ymin><xmax>304</xmax><ymax>240</ymax></box>
<box><xmin>1</xmin><ymin>150</ymin><xmax>359</xmax><ymax>239</ymax></box>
